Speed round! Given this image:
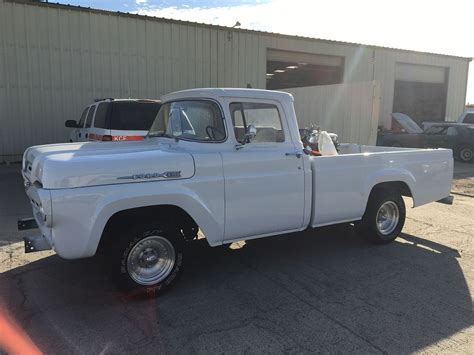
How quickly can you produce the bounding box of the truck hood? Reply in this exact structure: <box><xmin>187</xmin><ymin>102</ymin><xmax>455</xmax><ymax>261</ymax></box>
<box><xmin>22</xmin><ymin>141</ymin><xmax>195</xmax><ymax>189</ymax></box>
<box><xmin>391</xmin><ymin>113</ymin><xmax>423</xmax><ymax>134</ymax></box>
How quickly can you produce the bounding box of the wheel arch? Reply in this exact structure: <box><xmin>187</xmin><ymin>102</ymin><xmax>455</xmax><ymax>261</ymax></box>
<box><xmin>90</xmin><ymin>194</ymin><xmax>224</xmax><ymax>256</ymax></box>
<box><xmin>360</xmin><ymin>180</ymin><xmax>412</xmax><ymax>222</ymax></box>
<box><xmin>98</xmin><ymin>205</ymin><xmax>203</xmax><ymax>253</ymax></box>
<box><xmin>363</xmin><ymin>169</ymin><xmax>416</xmax><ymax>210</ymax></box>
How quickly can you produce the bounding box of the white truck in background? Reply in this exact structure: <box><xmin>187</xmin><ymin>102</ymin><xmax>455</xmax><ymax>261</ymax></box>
<box><xmin>19</xmin><ymin>88</ymin><xmax>453</xmax><ymax>296</ymax></box>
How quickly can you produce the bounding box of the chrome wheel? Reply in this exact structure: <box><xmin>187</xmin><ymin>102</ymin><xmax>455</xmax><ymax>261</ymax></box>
<box><xmin>376</xmin><ymin>201</ymin><xmax>399</xmax><ymax>235</ymax></box>
<box><xmin>459</xmin><ymin>148</ymin><xmax>473</xmax><ymax>162</ymax></box>
<box><xmin>126</xmin><ymin>235</ymin><xmax>176</xmax><ymax>286</ymax></box>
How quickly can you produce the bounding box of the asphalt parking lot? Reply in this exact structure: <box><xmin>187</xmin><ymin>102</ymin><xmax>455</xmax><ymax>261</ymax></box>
<box><xmin>0</xmin><ymin>162</ymin><xmax>473</xmax><ymax>354</ymax></box>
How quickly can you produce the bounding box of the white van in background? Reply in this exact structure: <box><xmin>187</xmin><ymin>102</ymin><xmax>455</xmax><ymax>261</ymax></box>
<box><xmin>65</xmin><ymin>99</ymin><xmax>161</xmax><ymax>142</ymax></box>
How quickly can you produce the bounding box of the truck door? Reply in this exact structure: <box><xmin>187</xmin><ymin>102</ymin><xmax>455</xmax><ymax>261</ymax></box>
<box><xmin>221</xmin><ymin>100</ymin><xmax>305</xmax><ymax>241</ymax></box>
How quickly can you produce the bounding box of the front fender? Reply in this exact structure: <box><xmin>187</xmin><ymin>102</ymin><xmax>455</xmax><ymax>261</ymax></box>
<box><xmin>50</xmin><ymin>179</ymin><xmax>224</xmax><ymax>259</ymax></box>
<box><xmin>91</xmin><ymin>187</ymin><xmax>224</xmax><ymax>249</ymax></box>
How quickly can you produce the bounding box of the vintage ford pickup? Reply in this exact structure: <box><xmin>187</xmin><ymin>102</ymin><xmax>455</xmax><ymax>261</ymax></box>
<box><xmin>19</xmin><ymin>88</ymin><xmax>453</xmax><ymax>295</ymax></box>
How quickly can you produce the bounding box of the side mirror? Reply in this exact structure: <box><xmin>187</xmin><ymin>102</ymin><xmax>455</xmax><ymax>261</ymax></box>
<box><xmin>245</xmin><ymin>124</ymin><xmax>257</xmax><ymax>143</ymax></box>
<box><xmin>65</xmin><ymin>120</ymin><xmax>78</xmax><ymax>128</ymax></box>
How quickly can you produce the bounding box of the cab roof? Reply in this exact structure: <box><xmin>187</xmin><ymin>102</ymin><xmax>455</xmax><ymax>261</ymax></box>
<box><xmin>161</xmin><ymin>88</ymin><xmax>294</xmax><ymax>103</ymax></box>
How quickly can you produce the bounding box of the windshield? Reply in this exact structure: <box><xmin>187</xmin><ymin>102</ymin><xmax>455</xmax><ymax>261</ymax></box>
<box><xmin>148</xmin><ymin>100</ymin><xmax>226</xmax><ymax>141</ymax></box>
<box><xmin>392</xmin><ymin>113</ymin><xmax>423</xmax><ymax>133</ymax></box>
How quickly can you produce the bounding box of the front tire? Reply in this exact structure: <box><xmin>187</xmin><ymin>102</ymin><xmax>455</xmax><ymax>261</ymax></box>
<box><xmin>108</xmin><ymin>223</ymin><xmax>183</xmax><ymax>296</ymax></box>
<box><xmin>357</xmin><ymin>190</ymin><xmax>406</xmax><ymax>244</ymax></box>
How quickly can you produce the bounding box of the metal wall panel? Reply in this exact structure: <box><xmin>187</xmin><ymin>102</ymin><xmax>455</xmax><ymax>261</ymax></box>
<box><xmin>374</xmin><ymin>48</ymin><xmax>469</xmax><ymax>127</ymax></box>
<box><xmin>0</xmin><ymin>0</ymin><xmax>470</xmax><ymax>160</ymax></box>
<box><xmin>284</xmin><ymin>81</ymin><xmax>380</xmax><ymax>145</ymax></box>
<box><xmin>395</xmin><ymin>63</ymin><xmax>446</xmax><ymax>84</ymax></box>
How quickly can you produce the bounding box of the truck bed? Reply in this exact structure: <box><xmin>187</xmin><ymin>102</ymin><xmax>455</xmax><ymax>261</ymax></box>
<box><xmin>309</xmin><ymin>144</ymin><xmax>453</xmax><ymax>227</ymax></box>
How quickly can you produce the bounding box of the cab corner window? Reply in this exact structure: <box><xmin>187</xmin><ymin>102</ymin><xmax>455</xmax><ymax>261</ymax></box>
<box><xmin>229</xmin><ymin>102</ymin><xmax>285</xmax><ymax>143</ymax></box>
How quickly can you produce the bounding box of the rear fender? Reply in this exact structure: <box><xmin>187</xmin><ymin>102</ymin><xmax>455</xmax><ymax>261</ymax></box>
<box><xmin>363</xmin><ymin>168</ymin><xmax>417</xmax><ymax>208</ymax></box>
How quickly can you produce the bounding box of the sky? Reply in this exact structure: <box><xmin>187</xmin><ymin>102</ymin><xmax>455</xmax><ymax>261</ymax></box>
<box><xmin>65</xmin><ymin>0</ymin><xmax>474</xmax><ymax>104</ymax></box>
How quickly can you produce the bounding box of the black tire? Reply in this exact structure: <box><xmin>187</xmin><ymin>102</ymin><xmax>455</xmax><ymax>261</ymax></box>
<box><xmin>457</xmin><ymin>146</ymin><xmax>474</xmax><ymax>163</ymax></box>
<box><xmin>108</xmin><ymin>222</ymin><xmax>183</xmax><ymax>297</ymax></box>
<box><xmin>356</xmin><ymin>189</ymin><xmax>406</xmax><ymax>244</ymax></box>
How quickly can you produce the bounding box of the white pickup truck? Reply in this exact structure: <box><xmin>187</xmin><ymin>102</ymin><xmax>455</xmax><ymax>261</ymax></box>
<box><xmin>19</xmin><ymin>88</ymin><xmax>454</xmax><ymax>295</ymax></box>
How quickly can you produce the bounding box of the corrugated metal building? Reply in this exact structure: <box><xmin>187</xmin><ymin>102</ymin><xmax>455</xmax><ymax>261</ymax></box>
<box><xmin>0</xmin><ymin>0</ymin><xmax>470</xmax><ymax>161</ymax></box>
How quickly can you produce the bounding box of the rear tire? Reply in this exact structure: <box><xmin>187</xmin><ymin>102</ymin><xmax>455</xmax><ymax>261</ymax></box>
<box><xmin>457</xmin><ymin>146</ymin><xmax>473</xmax><ymax>163</ymax></box>
<box><xmin>356</xmin><ymin>190</ymin><xmax>406</xmax><ymax>244</ymax></box>
<box><xmin>108</xmin><ymin>222</ymin><xmax>183</xmax><ymax>297</ymax></box>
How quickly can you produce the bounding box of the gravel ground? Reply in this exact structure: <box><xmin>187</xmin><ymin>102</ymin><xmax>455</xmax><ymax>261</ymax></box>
<box><xmin>0</xmin><ymin>162</ymin><xmax>472</xmax><ymax>354</ymax></box>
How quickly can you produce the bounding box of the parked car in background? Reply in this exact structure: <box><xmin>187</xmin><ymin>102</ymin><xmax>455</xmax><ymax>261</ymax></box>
<box><xmin>377</xmin><ymin>113</ymin><xmax>424</xmax><ymax>147</ymax></box>
<box><xmin>423</xmin><ymin>109</ymin><xmax>474</xmax><ymax>130</ymax></box>
<box><xmin>378</xmin><ymin>114</ymin><xmax>474</xmax><ymax>162</ymax></box>
<box><xmin>65</xmin><ymin>99</ymin><xmax>161</xmax><ymax>142</ymax></box>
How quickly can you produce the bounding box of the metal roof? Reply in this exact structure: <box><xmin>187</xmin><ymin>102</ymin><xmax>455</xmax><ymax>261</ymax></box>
<box><xmin>6</xmin><ymin>0</ymin><xmax>472</xmax><ymax>61</ymax></box>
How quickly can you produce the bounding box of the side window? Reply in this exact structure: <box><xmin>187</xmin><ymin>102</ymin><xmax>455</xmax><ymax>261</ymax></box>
<box><xmin>229</xmin><ymin>102</ymin><xmax>285</xmax><ymax>143</ymax></box>
<box><xmin>78</xmin><ymin>107</ymin><xmax>89</xmax><ymax>128</ymax></box>
<box><xmin>426</xmin><ymin>126</ymin><xmax>447</xmax><ymax>135</ymax></box>
<box><xmin>85</xmin><ymin>105</ymin><xmax>96</xmax><ymax>128</ymax></box>
<box><xmin>94</xmin><ymin>103</ymin><xmax>109</xmax><ymax>128</ymax></box>
<box><xmin>463</xmin><ymin>114</ymin><xmax>474</xmax><ymax>124</ymax></box>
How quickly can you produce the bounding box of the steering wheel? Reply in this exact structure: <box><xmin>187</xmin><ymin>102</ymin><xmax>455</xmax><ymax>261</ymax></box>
<box><xmin>206</xmin><ymin>126</ymin><xmax>225</xmax><ymax>141</ymax></box>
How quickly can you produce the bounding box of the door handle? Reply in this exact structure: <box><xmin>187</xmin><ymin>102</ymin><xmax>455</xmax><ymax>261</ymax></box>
<box><xmin>285</xmin><ymin>151</ymin><xmax>302</xmax><ymax>158</ymax></box>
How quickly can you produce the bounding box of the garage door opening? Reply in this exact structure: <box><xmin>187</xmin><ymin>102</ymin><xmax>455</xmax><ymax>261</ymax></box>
<box><xmin>392</xmin><ymin>63</ymin><xmax>448</xmax><ymax>126</ymax></box>
<box><xmin>266</xmin><ymin>49</ymin><xmax>344</xmax><ymax>90</ymax></box>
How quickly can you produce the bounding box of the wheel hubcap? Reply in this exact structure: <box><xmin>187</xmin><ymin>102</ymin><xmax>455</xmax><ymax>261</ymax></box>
<box><xmin>127</xmin><ymin>236</ymin><xmax>175</xmax><ymax>286</ymax></box>
<box><xmin>460</xmin><ymin>148</ymin><xmax>472</xmax><ymax>161</ymax></box>
<box><xmin>376</xmin><ymin>201</ymin><xmax>399</xmax><ymax>235</ymax></box>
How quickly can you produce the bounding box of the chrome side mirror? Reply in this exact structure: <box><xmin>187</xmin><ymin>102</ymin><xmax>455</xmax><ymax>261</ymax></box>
<box><xmin>245</xmin><ymin>124</ymin><xmax>257</xmax><ymax>143</ymax></box>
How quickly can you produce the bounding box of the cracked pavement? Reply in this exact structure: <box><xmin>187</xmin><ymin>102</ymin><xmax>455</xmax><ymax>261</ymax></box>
<box><xmin>0</xmin><ymin>162</ymin><xmax>473</xmax><ymax>353</ymax></box>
